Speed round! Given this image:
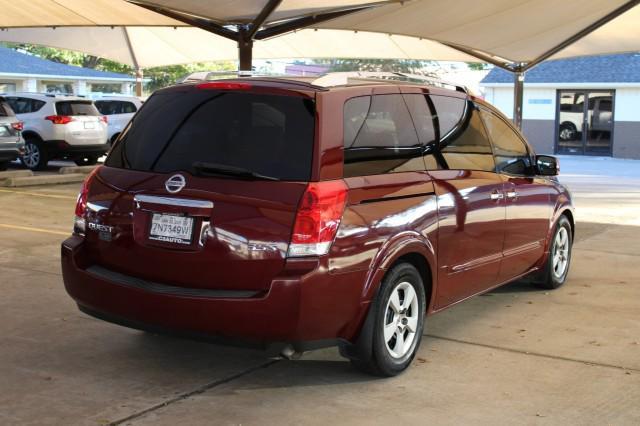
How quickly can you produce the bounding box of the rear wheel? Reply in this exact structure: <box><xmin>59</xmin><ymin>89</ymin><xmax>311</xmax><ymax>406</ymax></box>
<box><xmin>533</xmin><ymin>215</ymin><xmax>573</xmax><ymax>289</ymax></box>
<box><xmin>351</xmin><ymin>263</ymin><xmax>426</xmax><ymax>376</ymax></box>
<box><xmin>21</xmin><ymin>137</ymin><xmax>48</xmax><ymax>171</ymax></box>
<box><xmin>0</xmin><ymin>161</ymin><xmax>9</xmax><ymax>171</ymax></box>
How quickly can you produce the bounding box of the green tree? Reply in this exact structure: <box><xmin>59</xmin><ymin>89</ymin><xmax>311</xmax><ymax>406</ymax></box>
<box><xmin>466</xmin><ymin>62</ymin><xmax>488</xmax><ymax>71</ymax></box>
<box><xmin>1</xmin><ymin>43</ymin><xmax>236</xmax><ymax>94</ymax></box>
<box><xmin>311</xmin><ymin>58</ymin><xmax>435</xmax><ymax>73</ymax></box>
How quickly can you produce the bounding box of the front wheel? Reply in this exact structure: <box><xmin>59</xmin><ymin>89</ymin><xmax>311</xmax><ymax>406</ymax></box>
<box><xmin>351</xmin><ymin>263</ymin><xmax>426</xmax><ymax>376</ymax></box>
<box><xmin>533</xmin><ymin>215</ymin><xmax>573</xmax><ymax>289</ymax></box>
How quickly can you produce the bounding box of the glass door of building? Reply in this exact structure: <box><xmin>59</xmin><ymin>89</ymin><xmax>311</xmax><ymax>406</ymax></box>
<box><xmin>556</xmin><ymin>90</ymin><xmax>614</xmax><ymax>155</ymax></box>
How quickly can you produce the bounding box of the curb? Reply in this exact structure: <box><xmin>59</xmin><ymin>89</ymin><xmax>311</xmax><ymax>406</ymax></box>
<box><xmin>0</xmin><ymin>173</ymin><xmax>86</xmax><ymax>187</ymax></box>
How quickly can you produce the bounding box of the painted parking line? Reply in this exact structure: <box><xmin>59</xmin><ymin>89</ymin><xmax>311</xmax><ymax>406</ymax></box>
<box><xmin>0</xmin><ymin>188</ymin><xmax>77</xmax><ymax>200</ymax></box>
<box><xmin>0</xmin><ymin>223</ymin><xmax>69</xmax><ymax>236</ymax></box>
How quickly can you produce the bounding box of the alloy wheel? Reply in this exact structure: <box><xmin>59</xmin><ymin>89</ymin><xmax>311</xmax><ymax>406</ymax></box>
<box><xmin>23</xmin><ymin>142</ymin><xmax>40</xmax><ymax>169</ymax></box>
<box><xmin>383</xmin><ymin>281</ymin><xmax>419</xmax><ymax>358</ymax></box>
<box><xmin>552</xmin><ymin>227</ymin><xmax>570</xmax><ymax>278</ymax></box>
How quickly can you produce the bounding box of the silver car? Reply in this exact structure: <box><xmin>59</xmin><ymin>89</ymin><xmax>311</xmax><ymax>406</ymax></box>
<box><xmin>0</xmin><ymin>96</ymin><xmax>25</xmax><ymax>171</ymax></box>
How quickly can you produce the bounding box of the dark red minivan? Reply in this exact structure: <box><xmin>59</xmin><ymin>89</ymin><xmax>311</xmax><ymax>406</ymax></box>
<box><xmin>61</xmin><ymin>74</ymin><xmax>574</xmax><ymax>376</ymax></box>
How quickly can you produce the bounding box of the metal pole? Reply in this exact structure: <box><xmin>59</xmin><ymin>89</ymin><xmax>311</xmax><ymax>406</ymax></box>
<box><xmin>238</xmin><ymin>39</ymin><xmax>253</xmax><ymax>72</ymax></box>
<box><xmin>135</xmin><ymin>68</ymin><xmax>143</xmax><ymax>97</ymax></box>
<box><xmin>513</xmin><ymin>70</ymin><xmax>525</xmax><ymax>130</ymax></box>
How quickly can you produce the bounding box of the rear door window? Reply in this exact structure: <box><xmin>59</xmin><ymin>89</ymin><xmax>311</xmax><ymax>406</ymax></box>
<box><xmin>5</xmin><ymin>97</ymin><xmax>45</xmax><ymax>114</ymax></box>
<box><xmin>56</xmin><ymin>101</ymin><xmax>100</xmax><ymax>116</ymax></box>
<box><xmin>343</xmin><ymin>94</ymin><xmax>424</xmax><ymax>177</ymax></box>
<box><xmin>106</xmin><ymin>90</ymin><xmax>315</xmax><ymax>181</ymax></box>
<box><xmin>95</xmin><ymin>101</ymin><xmax>138</xmax><ymax>115</ymax></box>
<box><xmin>432</xmin><ymin>96</ymin><xmax>495</xmax><ymax>172</ymax></box>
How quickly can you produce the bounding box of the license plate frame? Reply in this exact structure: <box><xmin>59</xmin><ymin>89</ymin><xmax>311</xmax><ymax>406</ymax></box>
<box><xmin>148</xmin><ymin>213</ymin><xmax>194</xmax><ymax>245</ymax></box>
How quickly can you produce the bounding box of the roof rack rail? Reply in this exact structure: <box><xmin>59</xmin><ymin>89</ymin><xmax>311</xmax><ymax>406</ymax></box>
<box><xmin>311</xmin><ymin>72</ymin><xmax>469</xmax><ymax>93</ymax></box>
<box><xmin>176</xmin><ymin>70</ymin><xmax>287</xmax><ymax>84</ymax></box>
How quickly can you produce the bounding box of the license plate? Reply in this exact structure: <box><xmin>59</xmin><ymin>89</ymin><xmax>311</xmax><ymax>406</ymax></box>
<box><xmin>84</xmin><ymin>121</ymin><xmax>95</xmax><ymax>129</ymax></box>
<box><xmin>149</xmin><ymin>213</ymin><xmax>194</xmax><ymax>245</ymax></box>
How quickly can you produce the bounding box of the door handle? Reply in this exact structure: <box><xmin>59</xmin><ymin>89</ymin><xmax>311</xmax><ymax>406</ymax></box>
<box><xmin>506</xmin><ymin>190</ymin><xmax>518</xmax><ymax>200</ymax></box>
<box><xmin>490</xmin><ymin>191</ymin><xmax>504</xmax><ymax>201</ymax></box>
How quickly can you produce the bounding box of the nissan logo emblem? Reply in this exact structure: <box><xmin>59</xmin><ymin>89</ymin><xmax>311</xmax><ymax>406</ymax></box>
<box><xmin>165</xmin><ymin>174</ymin><xmax>186</xmax><ymax>194</ymax></box>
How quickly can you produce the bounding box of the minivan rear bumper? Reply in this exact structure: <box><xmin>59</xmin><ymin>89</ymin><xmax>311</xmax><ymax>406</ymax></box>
<box><xmin>61</xmin><ymin>236</ymin><xmax>370</xmax><ymax>351</ymax></box>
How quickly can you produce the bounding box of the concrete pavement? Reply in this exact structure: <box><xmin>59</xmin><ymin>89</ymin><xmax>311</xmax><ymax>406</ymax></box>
<box><xmin>0</xmin><ymin>158</ymin><xmax>639</xmax><ymax>425</ymax></box>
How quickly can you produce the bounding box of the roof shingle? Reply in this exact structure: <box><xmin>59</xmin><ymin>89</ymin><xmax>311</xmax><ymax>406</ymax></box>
<box><xmin>0</xmin><ymin>46</ymin><xmax>133</xmax><ymax>80</ymax></box>
<box><xmin>481</xmin><ymin>53</ymin><xmax>640</xmax><ymax>84</ymax></box>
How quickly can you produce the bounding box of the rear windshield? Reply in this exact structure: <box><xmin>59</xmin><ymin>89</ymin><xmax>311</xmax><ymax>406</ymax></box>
<box><xmin>55</xmin><ymin>101</ymin><xmax>100</xmax><ymax>116</ymax></box>
<box><xmin>106</xmin><ymin>90</ymin><xmax>315</xmax><ymax>181</ymax></box>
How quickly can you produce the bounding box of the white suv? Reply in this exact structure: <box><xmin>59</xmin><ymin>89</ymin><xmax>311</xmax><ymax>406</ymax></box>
<box><xmin>4</xmin><ymin>93</ymin><xmax>108</xmax><ymax>170</ymax></box>
<box><xmin>92</xmin><ymin>95</ymin><xmax>143</xmax><ymax>145</ymax></box>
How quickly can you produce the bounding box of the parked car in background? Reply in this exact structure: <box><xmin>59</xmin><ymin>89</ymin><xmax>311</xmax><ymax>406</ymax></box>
<box><xmin>0</xmin><ymin>96</ymin><xmax>25</xmax><ymax>171</ymax></box>
<box><xmin>61</xmin><ymin>74</ymin><xmax>574</xmax><ymax>377</ymax></box>
<box><xmin>91</xmin><ymin>95</ymin><xmax>143</xmax><ymax>145</ymax></box>
<box><xmin>3</xmin><ymin>93</ymin><xmax>108</xmax><ymax>170</ymax></box>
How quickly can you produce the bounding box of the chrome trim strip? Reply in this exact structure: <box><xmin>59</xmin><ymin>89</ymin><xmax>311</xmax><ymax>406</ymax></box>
<box><xmin>134</xmin><ymin>194</ymin><xmax>213</xmax><ymax>209</ymax></box>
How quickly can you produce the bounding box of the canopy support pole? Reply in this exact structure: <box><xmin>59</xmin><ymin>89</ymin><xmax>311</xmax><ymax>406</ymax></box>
<box><xmin>135</xmin><ymin>68</ymin><xmax>144</xmax><ymax>96</ymax></box>
<box><xmin>513</xmin><ymin>69</ymin><xmax>525</xmax><ymax>130</ymax></box>
<box><xmin>238</xmin><ymin>35</ymin><xmax>253</xmax><ymax>71</ymax></box>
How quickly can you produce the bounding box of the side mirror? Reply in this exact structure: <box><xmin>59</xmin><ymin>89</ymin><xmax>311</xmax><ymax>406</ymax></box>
<box><xmin>536</xmin><ymin>155</ymin><xmax>560</xmax><ymax>176</ymax></box>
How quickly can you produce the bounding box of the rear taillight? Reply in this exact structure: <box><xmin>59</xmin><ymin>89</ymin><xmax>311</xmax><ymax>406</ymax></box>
<box><xmin>11</xmin><ymin>122</ymin><xmax>23</xmax><ymax>131</ymax></box>
<box><xmin>73</xmin><ymin>166</ymin><xmax>102</xmax><ymax>235</ymax></box>
<box><xmin>288</xmin><ymin>180</ymin><xmax>348</xmax><ymax>257</ymax></box>
<box><xmin>45</xmin><ymin>115</ymin><xmax>74</xmax><ymax>125</ymax></box>
<box><xmin>99</xmin><ymin>115</ymin><xmax>108</xmax><ymax>124</ymax></box>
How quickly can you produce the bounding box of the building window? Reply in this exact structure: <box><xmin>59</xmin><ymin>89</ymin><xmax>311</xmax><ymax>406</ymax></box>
<box><xmin>90</xmin><ymin>83</ymin><xmax>123</xmax><ymax>94</ymax></box>
<box><xmin>0</xmin><ymin>82</ymin><xmax>16</xmax><ymax>93</ymax></box>
<box><xmin>43</xmin><ymin>81</ymin><xmax>74</xmax><ymax>95</ymax></box>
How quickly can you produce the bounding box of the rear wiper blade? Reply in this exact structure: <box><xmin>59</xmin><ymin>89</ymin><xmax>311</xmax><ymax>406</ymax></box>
<box><xmin>191</xmin><ymin>161</ymin><xmax>280</xmax><ymax>181</ymax></box>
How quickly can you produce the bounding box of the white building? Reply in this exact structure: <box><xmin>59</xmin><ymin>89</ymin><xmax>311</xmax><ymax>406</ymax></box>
<box><xmin>481</xmin><ymin>53</ymin><xmax>640</xmax><ymax>159</ymax></box>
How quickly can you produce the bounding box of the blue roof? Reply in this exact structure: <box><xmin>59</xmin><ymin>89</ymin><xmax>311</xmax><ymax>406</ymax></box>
<box><xmin>481</xmin><ymin>53</ymin><xmax>640</xmax><ymax>84</ymax></box>
<box><xmin>0</xmin><ymin>46</ymin><xmax>133</xmax><ymax>80</ymax></box>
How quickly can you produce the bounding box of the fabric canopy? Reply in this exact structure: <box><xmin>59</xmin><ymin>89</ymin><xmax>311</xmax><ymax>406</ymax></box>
<box><xmin>0</xmin><ymin>27</ymin><xmax>477</xmax><ymax>68</ymax></box>
<box><xmin>0</xmin><ymin>0</ymin><xmax>638</xmax><ymax>69</ymax></box>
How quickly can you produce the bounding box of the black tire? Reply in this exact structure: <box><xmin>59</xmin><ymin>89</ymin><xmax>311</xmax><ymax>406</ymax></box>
<box><xmin>559</xmin><ymin>122</ymin><xmax>577</xmax><ymax>141</ymax></box>
<box><xmin>0</xmin><ymin>161</ymin><xmax>9</xmax><ymax>171</ymax></box>
<box><xmin>20</xmin><ymin>137</ymin><xmax>48</xmax><ymax>171</ymax></box>
<box><xmin>351</xmin><ymin>263</ymin><xmax>426</xmax><ymax>377</ymax></box>
<box><xmin>533</xmin><ymin>215</ymin><xmax>573</xmax><ymax>290</ymax></box>
<box><xmin>74</xmin><ymin>155</ymin><xmax>99</xmax><ymax>166</ymax></box>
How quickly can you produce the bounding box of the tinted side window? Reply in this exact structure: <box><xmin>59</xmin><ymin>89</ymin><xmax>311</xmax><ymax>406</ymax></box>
<box><xmin>431</xmin><ymin>95</ymin><xmax>466</xmax><ymax>138</ymax></box>
<box><xmin>480</xmin><ymin>109</ymin><xmax>531</xmax><ymax>175</ymax></box>
<box><xmin>120</xmin><ymin>101</ymin><xmax>138</xmax><ymax>114</ymax></box>
<box><xmin>435</xmin><ymin>97</ymin><xmax>495</xmax><ymax>172</ymax></box>
<box><xmin>403</xmin><ymin>94</ymin><xmax>440</xmax><ymax>170</ymax></box>
<box><xmin>343</xmin><ymin>94</ymin><xmax>424</xmax><ymax>177</ymax></box>
<box><xmin>94</xmin><ymin>101</ymin><xmax>113</xmax><ymax>115</ymax></box>
<box><xmin>6</xmin><ymin>97</ymin><xmax>45</xmax><ymax>114</ymax></box>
